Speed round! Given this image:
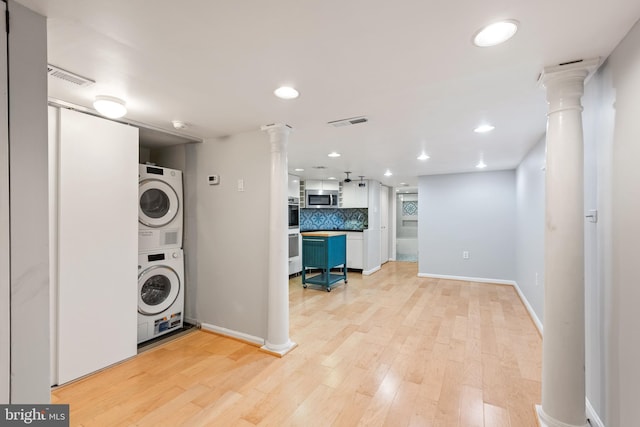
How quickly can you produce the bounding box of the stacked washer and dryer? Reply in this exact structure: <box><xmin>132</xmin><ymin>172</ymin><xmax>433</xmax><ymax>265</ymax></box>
<box><xmin>137</xmin><ymin>164</ymin><xmax>185</xmax><ymax>344</ymax></box>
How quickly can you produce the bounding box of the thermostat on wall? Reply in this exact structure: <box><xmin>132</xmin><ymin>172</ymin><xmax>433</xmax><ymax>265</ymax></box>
<box><xmin>208</xmin><ymin>175</ymin><xmax>220</xmax><ymax>185</ymax></box>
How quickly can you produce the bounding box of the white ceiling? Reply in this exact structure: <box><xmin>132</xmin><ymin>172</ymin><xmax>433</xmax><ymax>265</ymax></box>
<box><xmin>16</xmin><ymin>0</ymin><xmax>640</xmax><ymax>187</ymax></box>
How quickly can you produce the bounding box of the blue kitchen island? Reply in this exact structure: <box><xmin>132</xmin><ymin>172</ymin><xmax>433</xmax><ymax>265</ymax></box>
<box><xmin>301</xmin><ymin>231</ymin><xmax>347</xmax><ymax>292</ymax></box>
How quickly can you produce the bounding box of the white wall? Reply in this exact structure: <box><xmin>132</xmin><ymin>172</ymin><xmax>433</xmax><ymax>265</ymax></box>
<box><xmin>7</xmin><ymin>0</ymin><xmax>49</xmax><ymax>403</ymax></box>
<box><xmin>515</xmin><ymin>138</ymin><xmax>546</xmax><ymax>325</ymax></box>
<box><xmin>150</xmin><ymin>144</ymin><xmax>186</xmax><ymax>172</ymax></box>
<box><xmin>418</xmin><ymin>170</ymin><xmax>516</xmax><ymax>281</ymax></box>
<box><xmin>581</xmin><ymin>18</ymin><xmax>640</xmax><ymax>427</ymax></box>
<box><xmin>183</xmin><ymin>131</ymin><xmax>270</xmax><ymax>341</ymax></box>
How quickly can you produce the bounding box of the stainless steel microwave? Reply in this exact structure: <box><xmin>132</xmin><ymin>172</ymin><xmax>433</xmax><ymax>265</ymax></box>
<box><xmin>305</xmin><ymin>190</ymin><xmax>339</xmax><ymax>208</ymax></box>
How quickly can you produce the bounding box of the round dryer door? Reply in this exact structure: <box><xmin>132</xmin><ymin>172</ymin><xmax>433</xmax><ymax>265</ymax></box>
<box><xmin>139</xmin><ymin>179</ymin><xmax>179</xmax><ymax>228</ymax></box>
<box><xmin>138</xmin><ymin>265</ymin><xmax>180</xmax><ymax>316</ymax></box>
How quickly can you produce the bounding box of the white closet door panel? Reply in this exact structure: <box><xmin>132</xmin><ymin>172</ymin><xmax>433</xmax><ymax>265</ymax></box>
<box><xmin>57</xmin><ymin>109</ymin><xmax>138</xmax><ymax>384</ymax></box>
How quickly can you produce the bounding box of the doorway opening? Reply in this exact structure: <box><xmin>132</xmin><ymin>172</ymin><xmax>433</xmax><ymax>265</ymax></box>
<box><xmin>396</xmin><ymin>191</ymin><xmax>418</xmax><ymax>262</ymax></box>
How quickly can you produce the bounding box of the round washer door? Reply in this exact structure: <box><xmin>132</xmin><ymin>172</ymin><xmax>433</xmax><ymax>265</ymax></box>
<box><xmin>138</xmin><ymin>265</ymin><xmax>180</xmax><ymax>316</ymax></box>
<box><xmin>139</xmin><ymin>179</ymin><xmax>179</xmax><ymax>228</ymax></box>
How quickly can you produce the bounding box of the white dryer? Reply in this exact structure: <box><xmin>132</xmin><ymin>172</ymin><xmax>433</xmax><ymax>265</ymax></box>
<box><xmin>139</xmin><ymin>164</ymin><xmax>183</xmax><ymax>252</ymax></box>
<box><xmin>137</xmin><ymin>249</ymin><xmax>185</xmax><ymax>344</ymax></box>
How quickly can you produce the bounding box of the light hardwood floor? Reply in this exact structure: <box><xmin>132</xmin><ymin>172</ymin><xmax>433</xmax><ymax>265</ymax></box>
<box><xmin>51</xmin><ymin>261</ymin><xmax>542</xmax><ymax>426</ymax></box>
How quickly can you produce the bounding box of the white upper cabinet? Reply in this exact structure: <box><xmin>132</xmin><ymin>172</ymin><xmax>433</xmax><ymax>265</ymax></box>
<box><xmin>305</xmin><ymin>179</ymin><xmax>339</xmax><ymax>191</ymax></box>
<box><xmin>342</xmin><ymin>181</ymin><xmax>368</xmax><ymax>208</ymax></box>
<box><xmin>288</xmin><ymin>175</ymin><xmax>300</xmax><ymax>198</ymax></box>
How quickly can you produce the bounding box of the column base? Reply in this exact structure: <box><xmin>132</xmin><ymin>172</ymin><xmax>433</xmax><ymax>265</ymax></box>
<box><xmin>260</xmin><ymin>340</ymin><xmax>298</xmax><ymax>358</ymax></box>
<box><xmin>536</xmin><ymin>405</ymin><xmax>589</xmax><ymax>427</ymax></box>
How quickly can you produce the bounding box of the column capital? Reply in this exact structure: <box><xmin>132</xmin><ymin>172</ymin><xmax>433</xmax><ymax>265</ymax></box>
<box><xmin>539</xmin><ymin>58</ymin><xmax>600</xmax><ymax>114</ymax></box>
<box><xmin>260</xmin><ymin>123</ymin><xmax>293</xmax><ymax>135</ymax></box>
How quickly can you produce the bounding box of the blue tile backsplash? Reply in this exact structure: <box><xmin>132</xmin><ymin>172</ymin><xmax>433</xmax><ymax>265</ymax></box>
<box><xmin>300</xmin><ymin>208</ymin><xmax>368</xmax><ymax>231</ymax></box>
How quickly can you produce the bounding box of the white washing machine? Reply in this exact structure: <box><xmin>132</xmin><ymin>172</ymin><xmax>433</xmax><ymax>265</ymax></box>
<box><xmin>138</xmin><ymin>164</ymin><xmax>183</xmax><ymax>252</ymax></box>
<box><xmin>137</xmin><ymin>249</ymin><xmax>185</xmax><ymax>344</ymax></box>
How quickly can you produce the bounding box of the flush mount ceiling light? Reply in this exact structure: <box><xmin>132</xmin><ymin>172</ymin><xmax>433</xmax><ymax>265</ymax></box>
<box><xmin>474</xmin><ymin>124</ymin><xmax>495</xmax><ymax>133</ymax></box>
<box><xmin>327</xmin><ymin>177</ymin><xmax>337</xmax><ymax>180</ymax></box>
<box><xmin>417</xmin><ymin>153</ymin><xmax>430</xmax><ymax>160</ymax></box>
<box><xmin>384</xmin><ymin>170</ymin><xmax>393</xmax><ymax>177</ymax></box>
<box><xmin>328</xmin><ymin>152</ymin><xmax>341</xmax><ymax>158</ymax></box>
<box><xmin>473</xmin><ymin>20</ymin><xmax>519</xmax><ymax>47</ymax></box>
<box><xmin>294</xmin><ymin>168</ymin><xmax>304</xmax><ymax>172</ymax></box>
<box><xmin>172</xmin><ymin>120</ymin><xmax>188</xmax><ymax>130</ymax></box>
<box><xmin>476</xmin><ymin>160</ymin><xmax>488</xmax><ymax>169</ymax></box>
<box><xmin>93</xmin><ymin>95</ymin><xmax>127</xmax><ymax>119</ymax></box>
<box><xmin>274</xmin><ymin>86</ymin><xmax>299</xmax><ymax>100</ymax></box>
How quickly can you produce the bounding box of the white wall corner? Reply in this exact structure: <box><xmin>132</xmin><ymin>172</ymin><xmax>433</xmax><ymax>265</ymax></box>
<box><xmin>586</xmin><ymin>398</ymin><xmax>605</xmax><ymax>427</ymax></box>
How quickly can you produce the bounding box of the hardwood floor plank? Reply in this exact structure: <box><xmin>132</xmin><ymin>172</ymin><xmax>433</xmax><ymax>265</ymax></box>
<box><xmin>483</xmin><ymin>403</ymin><xmax>511</xmax><ymax>427</ymax></box>
<box><xmin>51</xmin><ymin>262</ymin><xmax>541</xmax><ymax>426</ymax></box>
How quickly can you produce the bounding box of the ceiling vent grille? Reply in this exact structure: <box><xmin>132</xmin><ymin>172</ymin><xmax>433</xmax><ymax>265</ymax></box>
<box><xmin>328</xmin><ymin>116</ymin><xmax>368</xmax><ymax>127</ymax></box>
<box><xmin>47</xmin><ymin>64</ymin><xmax>95</xmax><ymax>87</ymax></box>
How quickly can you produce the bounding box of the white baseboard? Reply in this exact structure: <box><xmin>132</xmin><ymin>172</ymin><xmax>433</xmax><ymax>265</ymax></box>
<box><xmin>363</xmin><ymin>265</ymin><xmax>381</xmax><ymax>276</ymax></box>
<box><xmin>586</xmin><ymin>398</ymin><xmax>605</xmax><ymax>427</ymax></box>
<box><xmin>200</xmin><ymin>323</ymin><xmax>265</xmax><ymax>346</ymax></box>
<box><xmin>512</xmin><ymin>281</ymin><xmax>543</xmax><ymax>335</ymax></box>
<box><xmin>417</xmin><ymin>272</ymin><xmax>516</xmax><ymax>286</ymax></box>
<box><xmin>537</xmin><ymin>402</ymin><xmax>603</xmax><ymax>427</ymax></box>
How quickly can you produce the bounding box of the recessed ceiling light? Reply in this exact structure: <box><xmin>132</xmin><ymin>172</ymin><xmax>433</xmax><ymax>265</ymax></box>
<box><xmin>274</xmin><ymin>86</ymin><xmax>299</xmax><ymax>100</ymax></box>
<box><xmin>384</xmin><ymin>170</ymin><xmax>393</xmax><ymax>177</ymax></box>
<box><xmin>93</xmin><ymin>95</ymin><xmax>127</xmax><ymax>119</ymax></box>
<box><xmin>473</xmin><ymin>20</ymin><xmax>519</xmax><ymax>47</ymax></box>
<box><xmin>476</xmin><ymin>160</ymin><xmax>487</xmax><ymax>169</ymax></box>
<box><xmin>327</xmin><ymin>177</ymin><xmax>337</xmax><ymax>180</ymax></box>
<box><xmin>417</xmin><ymin>153</ymin><xmax>430</xmax><ymax>160</ymax></box>
<box><xmin>328</xmin><ymin>152</ymin><xmax>341</xmax><ymax>158</ymax></box>
<box><xmin>294</xmin><ymin>168</ymin><xmax>304</xmax><ymax>172</ymax></box>
<box><xmin>474</xmin><ymin>124</ymin><xmax>495</xmax><ymax>133</ymax></box>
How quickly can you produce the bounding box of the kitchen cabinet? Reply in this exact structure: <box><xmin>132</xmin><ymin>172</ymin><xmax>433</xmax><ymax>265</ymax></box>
<box><xmin>342</xmin><ymin>181</ymin><xmax>368</xmax><ymax>208</ymax></box>
<box><xmin>346</xmin><ymin>232</ymin><xmax>364</xmax><ymax>269</ymax></box>
<box><xmin>304</xmin><ymin>179</ymin><xmax>340</xmax><ymax>191</ymax></box>
<box><xmin>288</xmin><ymin>231</ymin><xmax>302</xmax><ymax>275</ymax></box>
<box><xmin>288</xmin><ymin>174</ymin><xmax>300</xmax><ymax>199</ymax></box>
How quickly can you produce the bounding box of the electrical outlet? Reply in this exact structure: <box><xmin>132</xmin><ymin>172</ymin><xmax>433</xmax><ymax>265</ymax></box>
<box><xmin>462</xmin><ymin>251</ymin><xmax>470</xmax><ymax>260</ymax></box>
<box><xmin>237</xmin><ymin>179</ymin><xmax>244</xmax><ymax>192</ymax></box>
<box><xmin>535</xmin><ymin>272</ymin><xmax>539</xmax><ymax>286</ymax></box>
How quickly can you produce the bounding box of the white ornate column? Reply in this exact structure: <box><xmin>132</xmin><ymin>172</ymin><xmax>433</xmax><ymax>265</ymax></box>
<box><xmin>537</xmin><ymin>58</ymin><xmax>598</xmax><ymax>427</ymax></box>
<box><xmin>260</xmin><ymin>123</ymin><xmax>297</xmax><ymax>356</ymax></box>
